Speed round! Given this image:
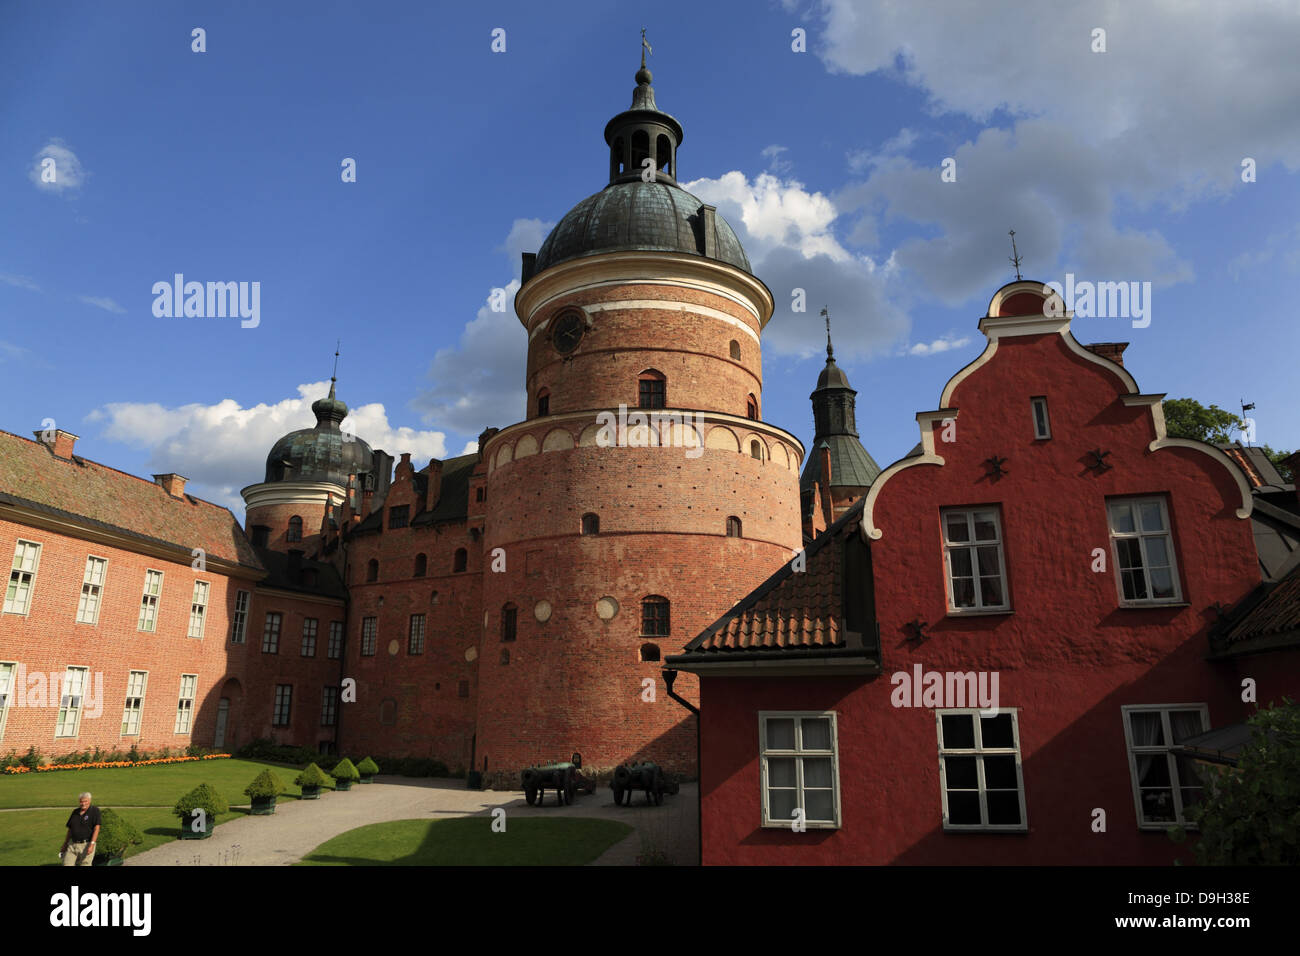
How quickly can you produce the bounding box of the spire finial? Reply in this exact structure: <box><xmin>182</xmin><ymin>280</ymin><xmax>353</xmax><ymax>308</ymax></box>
<box><xmin>820</xmin><ymin>306</ymin><xmax>834</xmax><ymax>360</ymax></box>
<box><xmin>641</xmin><ymin>27</ymin><xmax>652</xmax><ymax>70</ymax></box>
<box><xmin>330</xmin><ymin>341</ymin><xmax>340</xmax><ymax>399</ymax></box>
<box><xmin>1008</xmin><ymin>229</ymin><xmax>1023</xmax><ymax>281</ymax></box>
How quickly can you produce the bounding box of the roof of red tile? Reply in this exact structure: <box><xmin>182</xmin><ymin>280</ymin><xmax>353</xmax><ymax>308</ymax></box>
<box><xmin>1212</xmin><ymin>554</ymin><xmax>1300</xmax><ymax>656</ymax></box>
<box><xmin>0</xmin><ymin>430</ymin><xmax>262</xmax><ymax>569</ymax></box>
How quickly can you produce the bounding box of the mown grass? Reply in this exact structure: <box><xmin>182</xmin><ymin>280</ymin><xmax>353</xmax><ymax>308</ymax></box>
<box><xmin>297</xmin><ymin>817</ymin><xmax>632</xmax><ymax>866</ymax></box>
<box><xmin>0</xmin><ymin>807</ymin><xmax>245</xmax><ymax>866</ymax></box>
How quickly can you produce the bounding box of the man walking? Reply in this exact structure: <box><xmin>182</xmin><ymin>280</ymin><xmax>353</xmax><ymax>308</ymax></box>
<box><xmin>61</xmin><ymin>792</ymin><xmax>101</xmax><ymax>866</ymax></box>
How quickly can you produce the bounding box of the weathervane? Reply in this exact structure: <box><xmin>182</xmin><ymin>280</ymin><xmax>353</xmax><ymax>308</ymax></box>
<box><xmin>641</xmin><ymin>27</ymin><xmax>652</xmax><ymax>68</ymax></box>
<box><xmin>821</xmin><ymin>306</ymin><xmax>834</xmax><ymax>359</ymax></box>
<box><xmin>331</xmin><ymin>340</ymin><xmax>340</xmax><ymax>384</ymax></box>
<box><xmin>1008</xmin><ymin>230</ymin><xmax>1023</xmax><ymax>280</ymax></box>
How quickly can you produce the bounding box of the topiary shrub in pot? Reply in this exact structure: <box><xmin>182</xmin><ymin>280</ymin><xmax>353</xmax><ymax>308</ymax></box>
<box><xmin>356</xmin><ymin>757</ymin><xmax>379</xmax><ymax>783</ymax></box>
<box><xmin>92</xmin><ymin>809</ymin><xmax>144</xmax><ymax>866</ymax></box>
<box><xmin>244</xmin><ymin>768</ymin><xmax>287</xmax><ymax>814</ymax></box>
<box><xmin>294</xmin><ymin>762</ymin><xmax>333</xmax><ymax>799</ymax></box>
<box><xmin>331</xmin><ymin>757</ymin><xmax>360</xmax><ymax>791</ymax></box>
<box><xmin>174</xmin><ymin>783</ymin><xmax>229</xmax><ymax>839</ymax></box>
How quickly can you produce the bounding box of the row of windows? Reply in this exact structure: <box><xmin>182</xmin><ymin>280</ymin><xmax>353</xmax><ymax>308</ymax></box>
<box><xmin>759</xmin><ymin>704</ymin><xmax>1209</xmax><ymax>831</ymax></box>
<box><xmin>255</xmin><ymin>614</ymin><xmax>344</xmax><ymax>658</ymax></box>
<box><xmin>534</xmin><ymin>371</ymin><xmax>759</xmax><ymax>420</ymax></box>
<box><xmin>4</xmin><ymin>541</ymin><xmax>213</xmax><ymax>636</ymax></box>
<box><xmin>0</xmin><ymin>664</ymin><xmax>198</xmax><ymax>741</ymax></box>
<box><xmin>939</xmin><ymin>495</ymin><xmax>1184</xmax><ymax>613</ymax></box>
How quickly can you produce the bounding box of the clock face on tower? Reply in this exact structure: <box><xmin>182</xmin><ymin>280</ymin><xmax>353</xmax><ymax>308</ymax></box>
<box><xmin>551</xmin><ymin>311</ymin><xmax>585</xmax><ymax>355</ymax></box>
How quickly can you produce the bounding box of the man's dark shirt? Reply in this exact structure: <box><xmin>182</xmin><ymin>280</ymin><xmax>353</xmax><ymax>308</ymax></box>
<box><xmin>66</xmin><ymin>805</ymin><xmax>101</xmax><ymax>842</ymax></box>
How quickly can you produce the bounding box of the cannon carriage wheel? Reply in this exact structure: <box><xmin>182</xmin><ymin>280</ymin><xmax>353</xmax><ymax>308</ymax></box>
<box><xmin>525</xmin><ymin>787</ymin><xmax>538</xmax><ymax>806</ymax></box>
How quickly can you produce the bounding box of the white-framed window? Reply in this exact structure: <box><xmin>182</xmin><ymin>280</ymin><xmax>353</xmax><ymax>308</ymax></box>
<box><xmin>4</xmin><ymin>539</ymin><xmax>42</xmax><ymax>615</ymax></box>
<box><xmin>937</xmin><ymin>709</ymin><xmax>1028</xmax><ymax>831</ymax></box>
<box><xmin>327</xmin><ymin>621</ymin><xmax>343</xmax><ymax>659</ymax></box>
<box><xmin>321</xmin><ymin>686</ymin><xmax>339</xmax><ymax>727</ymax></box>
<box><xmin>301</xmin><ymin>618</ymin><xmax>318</xmax><ymax>657</ymax></box>
<box><xmin>138</xmin><ymin>570</ymin><xmax>163</xmax><ymax>632</ymax></box>
<box><xmin>121</xmin><ymin>670</ymin><xmax>148</xmax><ymax>736</ymax></box>
<box><xmin>75</xmin><ymin>556</ymin><xmax>108</xmax><ymax>624</ymax></box>
<box><xmin>1030</xmin><ymin>396</ymin><xmax>1051</xmax><ymax>439</ymax></box>
<box><xmin>55</xmin><ymin>666</ymin><xmax>89</xmax><ymax>738</ymax></box>
<box><xmin>262</xmin><ymin>612</ymin><xmax>281</xmax><ymax>653</ymax></box>
<box><xmin>941</xmin><ymin>508</ymin><xmax>1010</xmax><ymax>611</ymax></box>
<box><xmin>187</xmin><ymin>580</ymin><xmax>210</xmax><ymax>638</ymax></box>
<box><xmin>361</xmin><ymin>617</ymin><xmax>377</xmax><ymax>656</ymax></box>
<box><xmin>0</xmin><ymin>662</ymin><xmax>15</xmax><ymax>742</ymax></box>
<box><xmin>273</xmin><ymin>685</ymin><xmax>292</xmax><ymax>727</ymax></box>
<box><xmin>408</xmin><ymin>614</ymin><xmax>425</xmax><ymax>655</ymax></box>
<box><xmin>1122</xmin><ymin>704</ymin><xmax>1209</xmax><ymax>828</ymax></box>
<box><xmin>758</xmin><ymin>712</ymin><xmax>840</xmax><ymax>828</ymax></box>
<box><xmin>1108</xmin><ymin>497</ymin><xmax>1181</xmax><ymax>604</ymax></box>
<box><xmin>230</xmin><ymin>590</ymin><xmax>249</xmax><ymax>643</ymax></box>
<box><xmin>174</xmin><ymin>674</ymin><xmax>197</xmax><ymax>734</ymax></box>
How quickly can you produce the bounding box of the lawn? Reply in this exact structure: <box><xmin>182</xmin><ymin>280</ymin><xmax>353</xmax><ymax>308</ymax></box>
<box><xmin>0</xmin><ymin>758</ymin><xmax>316</xmax><ymax>810</ymax></box>
<box><xmin>297</xmin><ymin>817</ymin><xmax>633</xmax><ymax>866</ymax></box>
<box><xmin>0</xmin><ymin>807</ymin><xmax>244</xmax><ymax>866</ymax></box>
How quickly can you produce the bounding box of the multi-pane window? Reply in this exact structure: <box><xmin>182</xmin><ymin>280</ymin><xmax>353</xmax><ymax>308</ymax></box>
<box><xmin>55</xmin><ymin>667</ymin><xmax>89</xmax><ymax>737</ymax></box>
<box><xmin>0</xmin><ymin>662</ymin><xmax>14</xmax><ymax>742</ymax></box>
<box><xmin>408</xmin><ymin>614</ymin><xmax>426</xmax><ymax>654</ymax></box>
<box><xmin>287</xmin><ymin>516</ymin><xmax>303</xmax><ymax>542</ymax></box>
<box><xmin>75</xmin><ymin>556</ymin><xmax>108</xmax><ymax>624</ymax></box>
<box><xmin>389</xmin><ymin>505</ymin><xmax>409</xmax><ymax>530</ymax></box>
<box><xmin>1122</xmin><ymin>705</ymin><xmax>1209</xmax><ymax>828</ymax></box>
<box><xmin>121</xmin><ymin>671</ymin><xmax>147</xmax><ymax>736</ymax></box>
<box><xmin>327</xmin><ymin>621</ymin><xmax>344</xmax><ymax>659</ymax></box>
<box><xmin>726</xmin><ymin>516</ymin><xmax>742</xmax><ymax>538</ymax></box>
<box><xmin>639</xmin><ymin>376</ymin><xmax>665</xmax><ymax>410</ymax></box>
<box><xmin>759</xmin><ymin>713</ymin><xmax>840</xmax><ymax>828</ymax></box>
<box><xmin>187</xmin><ymin>580</ymin><xmax>209</xmax><ymax>638</ymax></box>
<box><xmin>361</xmin><ymin>617</ymin><xmax>377</xmax><ymax>656</ymax></box>
<box><xmin>320</xmin><ymin>686</ymin><xmax>339</xmax><ymax>726</ymax></box>
<box><xmin>301</xmin><ymin>618</ymin><xmax>318</xmax><ymax>657</ymax></box>
<box><xmin>1108</xmin><ymin>497</ymin><xmax>1181</xmax><ymax>604</ymax></box>
<box><xmin>262</xmin><ymin>612</ymin><xmax>282</xmax><ymax>653</ymax></box>
<box><xmin>501</xmin><ymin>605</ymin><xmax>516</xmax><ymax>642</ymax></box>
<box><xmin>937</xmin><ymin>710</ymin><xmax>1027</xmax><ymax>831</ymax></box>
<box><xmin>273</xmin><ymin>685</ymin><xmax>292</xmax><ymax>727</ymax></box>
<box><xmin>174</xmin><ymin>675</ymin><xmax>197</xmax><ymax>733</ymax></box>
<box><xmin>1030</xmin><ymin>396</ymin><xmax>1051</xmax><ymax>439</ymax></box>
<box><xmin>138</xmin><ymin>570</ymin><xmax>163</xmax><ymax>632</ymax></box>
<box><xmin>230</xmin><ymin>590</ymin><xmax>250</xmax><ymax>643</ymax></box>
<box><xmin>941</xmin><ymin>508</ymin><xmax>1010</xmax><ymax>611</ymax></box>
<box><xmin>4</xmin><ymin>540</ymin><xmax>42</xmax><ymax>615</ymax></box>
<box><xmin>641</xmin><ymin>596</ymin><xmax>670</xmax><ymax>636</ymax></box>
<box><xmin>581</xmin><ymin>513</ymin><xmax>600</xmax><ymax>535</ymax></box>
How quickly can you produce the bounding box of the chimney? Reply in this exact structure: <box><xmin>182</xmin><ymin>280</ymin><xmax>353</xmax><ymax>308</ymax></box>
<box><xmin>395</xmin><ymin>452</ymin><xmax>414</xmax><ymax>483</ymax></box>
<box><xmin>153</xmin><ymin>473</ymin><xmax>188</xmax><ymax>498</ymax></box>
<box><xmin>1084</xmin><ymin>342</ymin><xmax>1128</xmax><ymax>366</ymax></box>
<box><xmin>34</xmin><ymin>428</ymin><xmax>79</xmax><ymax>459</ymax></box>
<box><xmin>817</xmin><ymin>441</ymin><xmax>834</xmax><ymax>528</ymax></box>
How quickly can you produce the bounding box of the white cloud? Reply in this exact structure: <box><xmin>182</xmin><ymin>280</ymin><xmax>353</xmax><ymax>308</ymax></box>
<box><xmin>0</xmin><ymin>273</ymin><xmax>40</xmax><ymax>292</ymax></box>
<box><xmin>0</xmin><ymin>340</ymin><xmax>31</xmax><ymax>362</ymax></box>
<box><xmin>86</xmin><ymin>382</ymin><xmax>448</xmax><ymax>512</ymax></box>
<box><xmin>847</xmin><ymin>127</ymin><xmax>918</xmax><ymax>173</ymax></box>
<box><xmin>77</xmin><ymin>295</ymin><xmax>125</xmax><ymax>314</ymax></box>
<box><xmin>761</xmin><ymin>144</ymin><xmax>794</xmax><ymax>175</ymax></box>
<box><xmin>29</xmin><ymin>139</ymin><xmax>87</xmax><ymax>193</ymax></box>
<box><xmin>904</xmin><ymin>334</ymin><xmax>971</xmax><ymax>357</ymax></box>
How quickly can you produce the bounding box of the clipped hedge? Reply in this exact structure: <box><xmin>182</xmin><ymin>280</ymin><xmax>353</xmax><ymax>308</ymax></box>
<box><xmin>356</xmin><ymin>757</ymin><xmax>379</xmax><ymax>777</ymax></box>
<box><xmin>243</xmin><ymin>768</ymin><xmax>287</xmax><ymax>799</ymax></box>
<box><xmin>294</xmin><ymin>763</ymin><xmax>333</xmax><ymax>788</ymax></box>
<box><xmin>173</xmin><ymin>783</ymin><xmax>229</xmax><ymax>820</ymax></box>
<box><xmin>97</xmin><ymin>809</ymin><xmax>145</xmax><ymax>858</ymax></box>
<box><xmin>331</xmin><ymin>758</ymin><xmax>360</xmax><ymax>782</ymax></box>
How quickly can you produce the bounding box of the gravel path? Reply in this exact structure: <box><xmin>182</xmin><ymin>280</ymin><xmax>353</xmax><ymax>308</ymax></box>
<box><xmin>124</xmin><ymin>777</ymin><xmax>698</xmax><ymax>866</ymax></box>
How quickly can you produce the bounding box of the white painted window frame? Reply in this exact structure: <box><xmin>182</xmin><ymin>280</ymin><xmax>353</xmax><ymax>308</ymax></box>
<box><xmin>76</xmin><ymin>555</ymin><xmax>108</xmax><ymax>625</ymax></box>
<box><xmin>262</xmin><ymin>612</ymin><xmax>282</xmax><ymax>653</ymax></box>
<box><xmin>1030</xmin><ymin>396</ymin><xmax>1051</xmax><ymax>440</ymax></box>
<box><xmin>121</xmin><ymin>670</ymin><xmax>148</xmax><ymax>736</ymax></box>
<box><xmin>301</xmin><ymin>617</ymin><xmax>318</xmax><ymax>657</ymax></box>
<box><xmin>55</xmin><ymin>665</ymin><xmax>89</xmax><ymax>738</ymax></box>
<box><xmin>758</xmin><ymin>710</ymin><xmax>841</xmax><ymax>829</ymax></box>
<box><xmin>4</xmin><ymin>539</ymin><xmax>42</xmax><ymax>616</ymax></box>
<box><xmin>941</xmin><ymin>507</ymin><xmax>1011</xmax><ymax>613</ymax></box>
<box><xmin>327</xmin><ymin>621</ymin><xmax>344</xmax><ymax>659</ymax></box>
<box><xmin>138</xmin><ymin>569</ymin><xmax>163</xmax><ymax>632</ymax></box>
<box><xmin>187</xmin><ymin>580</ymin><xmax>209</xmax><ymax>639</ymax></box>
<box><xmin>230</xmin><ymin>589</ymin><xmax>249</xmax><ymax>643</ymax></box>
<box><xmin>174</xmin><ymin>674</ymin><xmax>197</xmax><ymax>734</ymax></box>
<box><xmin>0</xmin><ymin>661</ymin><xmax>15</xmax><ymax>743</ymax></box>
<box><xmin>1121</xmin><ymin>703</ymin><xmax>1210</xmax><ymax>830</ymax></box>
<box><xmin>273</xmin><ymin>684</ymin><xmax>292</xmax><ymax>727</ymax></box>
<box><xmin>936</xmin><ymin>708</ymin><xmax>1029</xmax><ymax>832</ymax></box>
<box><xmin>1107</xmin><ymin>496</ymin><xmax>1182</xmax><ymax>606</ymax></box>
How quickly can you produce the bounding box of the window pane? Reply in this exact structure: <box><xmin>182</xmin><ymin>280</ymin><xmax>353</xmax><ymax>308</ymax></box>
<box><xmin>1121</xmin><ymin>569</ymin><xmax>1147</xmax><ymax>601</ymax></box>
<box><xmin>944</xmin><ymin>756</ymin><xmax>978</xmax><ymax>789</ymax></box>
<box><xmin>1129</xmin><ymin>712</ymin><xmax>1165</xmax><ymax>746</ymax></box>
<box><xmin>986</xmin><ymin>790</ymin><xmax>1022</xmax><ymax>825</ymax></box>
<box><xmin>1110</xmin><ymin>503</ymin><xmax>1136</xmax><ymax>533</ymax></box>
<box><xmin>1140</xmin><ymin>788</ymin><xmax>1175</xmax><ymax>823</ymax></box>
<box><xmin>800</xmin><ymin>718</ymin><xmax>831</xmax><ymax>751</ymax></box>
<box><xmin>952</xmin><ymin>578</ymin><xmax>976</xmax><ymax>608</ymax></box>
<box><xmin>1139</xmin><ymin>501</ymin><xmax>1164</xmax><ymax>532</ymax></box>
<box><xmin>980</xmin><ymin>713</ymin><xmax>1015</xmax><ymax>749</ymax></box>
<box><xmin>972</xmin><ymin>512</ymin><xmax>998</xmax><ymax>541</ymax></box>
<box><xmin>767</xmin><ymin>757</ymin><xmax>796</xmax><ymax>788</ymax></box>
<box><xmin>802</xmin><ymin>757</ymin><xmax>833</xmax><ymax>788</ymax></box>
<box><xmin>1115</xmin><ymin>538</ymin><xmax>1143</xmax><ymax>571</ymax></box>
<box><xmin>769</xmin><ymin>788</ymin><xmax>797</xmax><ymax>821</ymax></box>
<box><xmin>941</xmin><ymin>714</ymin><xmax>975</xmax><ymax>749</ymax></box>
<box><xmin>1150</xmin><ymin>567</ymin><xmax>1175</xmax><ymax>599</ymax></box>
<box><xmin>979</xmin><ymin>576</ymin><xmax>1004</xmax><ymax>607</ymax></box>
<box><xmin>1169</xmin><ymin>711</ymin><xmax>1204</xmax><ymax>744</ymax></box>
<box><xmin>976</xmin><ymin>546</ymin><xmax>1000</xmax><ymax>576</ymax></box>
<box><xmin>945</xmin><ymin>513</ymin><xmax>970</xmax><ymax>543</ymax></box>
<box><xmin>947</xmin><ymin>791</ymin><xmax>981</xmax><ymax>825</ymax></box>
<box><xmin>766</xmin><ymin>718</ymin><xmax>795</xmax><ymax>751</ymax></box>
<box><xmin>1144</xmin><ymin>536</ymin><xmax>1170</xmax><ymax>568</ymax></box>
<box><xmin>1136</xmin><ymin>753</ymin><xmax>1171</xmax><ymax>787</ymax></box>
<box><xmin>982</xmin><ymin>754</ymin><xmax>1018</xmax><ymax>789</ymax></box>
<box><xmin>950</xmin><ymin>549</ymin><xmax>973</xmax><ymax>577</ymax></box>
<box><xmin>804</xmin><ymin>790</ymin><xmax>834</xmax><ymax>822</ymax></box>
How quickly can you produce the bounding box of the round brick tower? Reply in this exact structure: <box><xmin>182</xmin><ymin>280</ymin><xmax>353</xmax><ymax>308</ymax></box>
<box><xmin>474</xmin><ymin>57</ymin><xmax>805</xmax><ymax>780</ymax></box>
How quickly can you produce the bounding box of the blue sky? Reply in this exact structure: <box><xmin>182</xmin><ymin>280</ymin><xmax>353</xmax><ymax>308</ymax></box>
<box><xmin>3</xmin><ymin>0</ymin><xmax>1297</xmax><ymax>518</ymax></box>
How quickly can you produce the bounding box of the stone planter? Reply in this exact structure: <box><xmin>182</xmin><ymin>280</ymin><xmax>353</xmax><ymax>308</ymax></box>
<box><xmin>92</xmin><ymin>852</ymin><xmax>125</xmax><ymax>867</ymax></box>
<box><xmin>250</xmin><ymin>795</ymin><xmax>277</xmax><ymax>815</ymax></box>
<box><xmin>178</xmin><ymin>813</ymin><xmax>215</xmax><ymax>839</ymax></box>
<box><xmin>300</xmin><ymin>785</ymin><xmax>321</xmax><ymax>800</ymax></box>
<box><xmin>359</xmin><ymin>774</ymin><xmax>374</xmax><ymax>784</ymax></box>
<box><xmin>335</xmin><ymin>779</ymin><xmax>353</xmax><ymax>792</ymax></box>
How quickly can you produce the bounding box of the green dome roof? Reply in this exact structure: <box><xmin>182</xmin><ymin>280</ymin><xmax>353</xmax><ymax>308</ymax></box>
<box><xmin>263</xmin><ymin>382</ymin><xmax>372</xmax><ymax>486</ymax></box>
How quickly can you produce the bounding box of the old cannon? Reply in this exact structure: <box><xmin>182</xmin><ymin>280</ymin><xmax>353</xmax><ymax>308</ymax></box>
<box><xmin>521</xmin><ymin>761</ymin><xmax>577</xmax><ymax>806</ymax></box>
<box><xmin>611</xmin><ymin>761</ymin><xmax>677</xmax><ymax>806</ymax></box>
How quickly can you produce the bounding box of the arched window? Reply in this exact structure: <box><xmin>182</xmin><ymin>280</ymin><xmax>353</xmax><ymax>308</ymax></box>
<box><xmin>414</xmin><ymin>553</ymin><xmax>427</xmax><ymax>577</ymax></box>
<box><xmin>536</xmin><ymin>388</ymin><xmax>550</xmax><ymax>417</ymax></box>
<box><xmin>638</xmin><ymin>369</ymin><xmax>666</xmax><ymax>409</ymax></box>
<box><xmin>366</xmin><ymin>559</ymin><xmax>378</xmax><ymax>583</ymax></box>
<box><xmin>641</xmin><ymin>595</ymin><xmax>670</xmax><ymax>637</ymax></box>
<box><xmin>726</xmin><ymin>516</ymin><xmax>742</xmax><ymax>538</ymax></box>
<box><xmin>747</xmin><ymin>395</ymin><xmax>758</xmax><ymax>420</ymax></box>
<box><xmin>453</xmin><ymin>549</ymin><xmax>467</xmax><ymax>573</ymax></box>
<box><xmin>750</xmin><ymin>439</ymin><xmax>763</xmax><ymax>460</ymax></box>
<box><xmin>501</xmin><ymin>603</ymin><xmax>517</xmax><ymax>642</ymax></box>
<box><xmin>631</xmin><ymin>129</ymin><xmax>650</xmax><ymax>173</ymax></box>
<box><xmin>612</xmin><ymin>136</ymin><xmax>625</xmax><ymax>176</ymax></box>
<box><xmin>655</xmin><ymin>134</ymin><xmax>672</xmax><ymax>175</ymax></box>
<box><xmin>581</xmin><ymin>513</ymin><xmax>600</xmax><ymax>535</ymax></box>
<box><xmin>639</xmin><ymin>643</ymin><xmax>661</xmax><ymax>663</ymax></box>
<box><xmin>729</xmin><ymin>339</ymin><xmax>741</xmax><ymax>360</ymax></box>
<box><xmin>430</xmin><ymin>590</ymin><xmax>440</xmax><ymax>605</ymax></box>
<box><xmin>286</xmin><ymin>515</ymin><xmax>303</xmax><ymax>542</ymax></box>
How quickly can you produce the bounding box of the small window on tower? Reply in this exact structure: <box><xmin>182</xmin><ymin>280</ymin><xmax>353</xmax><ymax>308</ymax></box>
<box><xmin>726</xmin><ymin>516</ymin><xmax>742</xmax><ymax>538</ymax></box>
<box><xmin>252</xmin><ymin>525</ymin><xmax>270</xmax><ymax>548</ymax></box>
<box><xmin>641</xmin><ymin>596</ymin><xmax>670</xmax><ymax>637</ymax></box>
<box><xmin>747</xmin><ymin>395</ymin><xmax>758</xmax><ymax>420</ymax></box>
<box><xmin>453</xmin><ymin>549</ymin><xmax>467</xmax><ymax>573</ymax></box>
<box><xmin>476</xmin><ymin>487</ymin><xmax>485</xmax><ymax>503</ymax></box>
<box><xmin>729</xmin><ymin>340</ymin><xmax>741</xmax><ymax>360</ymax></box>
<box><xmin>1031</xmin><ymin>397</ymin><xmax>1051</xmax><ymax>440</ymax></box>
<box><xmin>639</xmin><ymin>643</ymin><xmax>661</xmax><ymax>663</ymax></box>
<box><xmin>414</xmin><ymin>553</ymin><xmax>427</xmax><ymax>577</ymax></box>
<box><xmin>287</xmin><ymin>516</ymin><xmax>303</xmax><ymax>542</ymax></box>
<box><xmin>366</xmin><ymin>559</ymin><xmax>378</xmax><ymax>583</ymax></box>
<box><xmin>638</xmin><ymin>370</ymin><xmax>666</xmax><ymax>410</ymax></box>
<box><xmin>581</xmin><ymin>513</ymin><xmax>600</xmax><ymax>535</ymax></box>
<box><xmin>537</xmin><ymin>388</ymin><xmax>550</xmax><ymax>417</ymax></box>
<box><xmin>750</xmin><ymin>440</ymin><xmax>764</xmax><ymax>460</ymax></box>
<box><xmin>502</xmin><ymin>603</ymin><xmax>517</xmax><ymax>642</ymax></box>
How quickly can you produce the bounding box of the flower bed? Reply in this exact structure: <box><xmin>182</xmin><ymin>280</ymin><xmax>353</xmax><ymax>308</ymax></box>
<box><xmin>2</xmin><ymin>754</ymin><xmax>232</xmax><ymax>775</ymax></box>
